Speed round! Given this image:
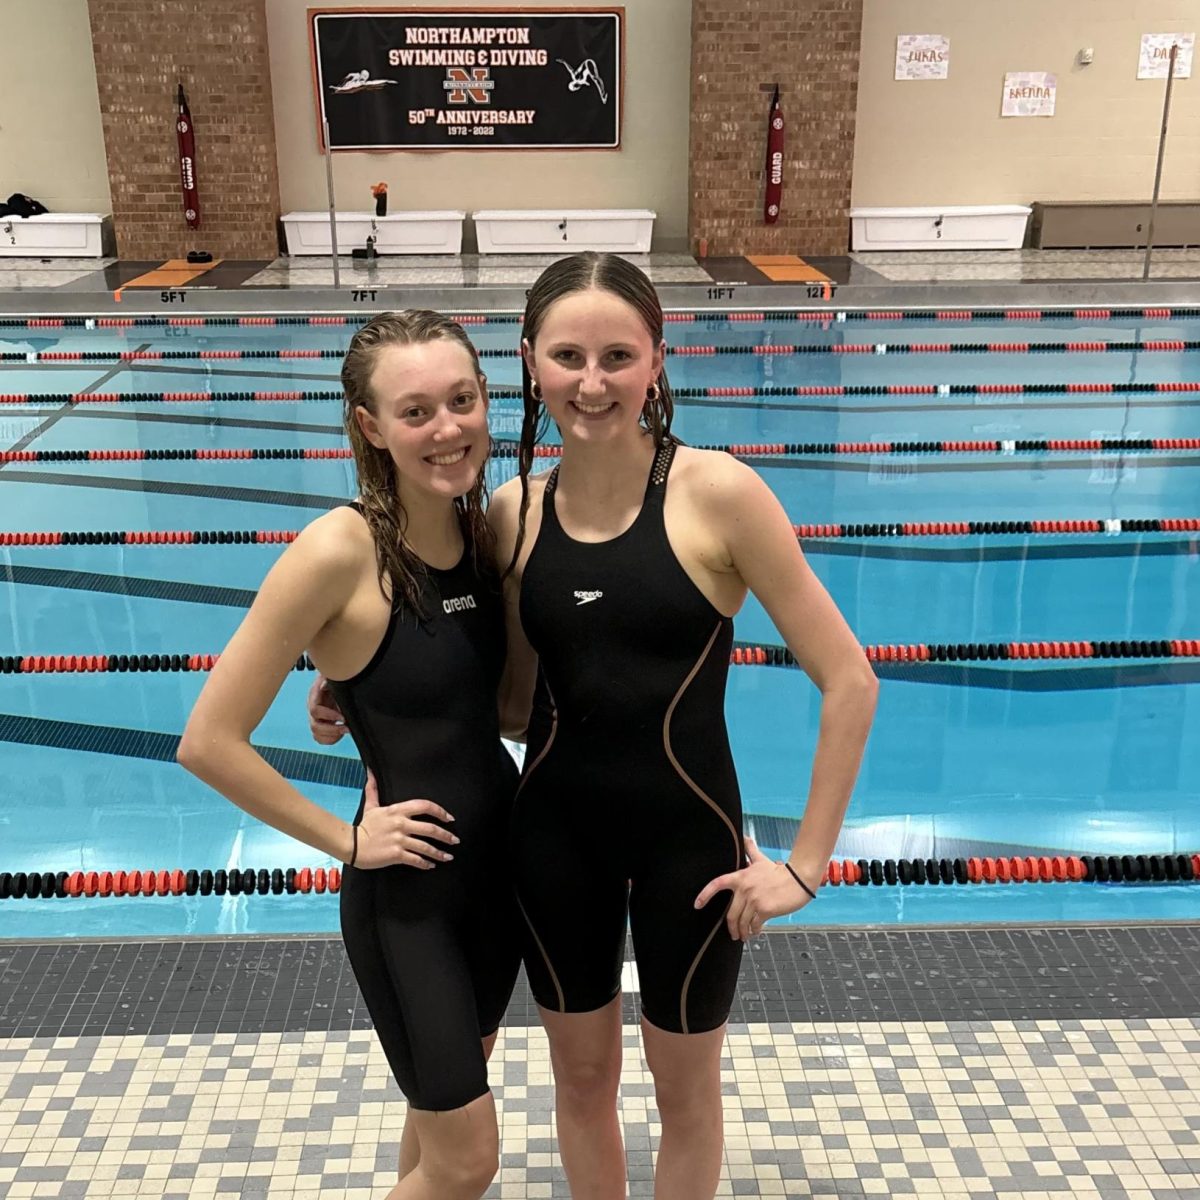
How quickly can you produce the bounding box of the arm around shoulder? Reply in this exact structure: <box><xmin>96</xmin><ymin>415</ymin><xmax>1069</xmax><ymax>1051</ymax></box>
<box><xmin>487</xmin><ymin>476</ymin><xmax>540</xmax><ymax>741</ymax></box>
<box><xmin>487</xmin><ymin>476</ymin><xmax>524</xmax><ymax>561</ymax></box>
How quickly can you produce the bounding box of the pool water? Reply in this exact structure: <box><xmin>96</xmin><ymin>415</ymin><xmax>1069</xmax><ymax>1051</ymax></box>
<box><xmin>1</xmin><ymin>311</ymin><xmax>1198</xmax><ymax>936</ymax></box>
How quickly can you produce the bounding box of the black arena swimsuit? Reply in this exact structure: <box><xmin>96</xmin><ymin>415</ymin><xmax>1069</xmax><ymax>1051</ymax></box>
<box><xmin>512</xmin><ymin>440</ymin><xmax>744</xmax><ymax>1035</ymax></box>
<box><xmin>329</xmin><ymin>506</ymin><xmax>520</xmax><ymax>1111</ymax></box>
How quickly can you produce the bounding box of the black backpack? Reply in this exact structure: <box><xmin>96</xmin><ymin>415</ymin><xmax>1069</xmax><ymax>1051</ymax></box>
<box><xmin>0</xmin><ymin>193</ymin><xmax>49</xmax><ymax>218</ymax></box>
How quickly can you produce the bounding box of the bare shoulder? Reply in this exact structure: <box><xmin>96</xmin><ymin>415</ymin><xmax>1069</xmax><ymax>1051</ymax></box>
<box><xmin>286</xmin><ymin>506</ymin><xmax>376</xmax><ymax>583</ymax></box>
<box><xmin>671</xmin><ymin>444</ymin><xmax>771</xmax><ymax>513</ymax></box>
<box><xmin>489</xmin><ymin>470</ymin><xmax>553</xmax><ymax>536</ymax></box>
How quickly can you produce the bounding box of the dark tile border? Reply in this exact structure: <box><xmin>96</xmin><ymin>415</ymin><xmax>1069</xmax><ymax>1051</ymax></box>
<box><xmin>1</xmin><ymin>925</ymin><xmax>1197</xmax><ymax>1040</ymax></box>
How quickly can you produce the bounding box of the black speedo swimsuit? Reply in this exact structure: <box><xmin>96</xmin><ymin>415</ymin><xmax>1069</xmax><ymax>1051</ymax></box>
<box><xmin>330</xmin><ymin>507</ymin><xmax>520</xmax><ymax>1111</ymax></box>
<box><xmin>512</xmin><ymin>439</ymin><xmax>744</xmax><ymax>1035</ymax></box>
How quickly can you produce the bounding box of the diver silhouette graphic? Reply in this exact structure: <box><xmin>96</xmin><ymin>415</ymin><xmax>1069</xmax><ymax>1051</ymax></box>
<box><xmin>557</xmin><ymin>58</ymin><xmax>608</xmax><ymax>104</ymax></box>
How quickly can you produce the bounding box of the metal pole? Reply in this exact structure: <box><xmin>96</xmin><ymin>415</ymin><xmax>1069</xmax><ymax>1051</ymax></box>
<box><xmin>1142</xmin><ymin>43</ymin><xmax>1178</xmax><ymax>281</ymax></box>
<box><xmin>323</xmin><ymin>119</ymin><xmax>341</xmax><ymax>289</ymax></box>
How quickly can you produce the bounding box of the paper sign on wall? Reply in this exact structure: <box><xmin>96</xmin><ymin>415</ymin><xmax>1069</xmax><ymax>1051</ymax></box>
<box><xmin>1138</xmin><ymin>33</ymin><xmax>1194</xmax><ymax>79</ymax></box>
<box><xmin>1002</xmin><ymin>71</ymin><xmax>1056</xmax><ymax>117</ymax></box>
<box><xmin>895</xmin><ymin>35</ymin><xmax>949</xmax><ymax>80</ymax></box>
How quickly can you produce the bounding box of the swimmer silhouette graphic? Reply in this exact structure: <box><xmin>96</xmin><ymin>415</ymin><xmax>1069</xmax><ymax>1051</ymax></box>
<box><xmin>329</xmin><ymin>69</ymin><xmax>397</xmax><ymax>94</ymax></box>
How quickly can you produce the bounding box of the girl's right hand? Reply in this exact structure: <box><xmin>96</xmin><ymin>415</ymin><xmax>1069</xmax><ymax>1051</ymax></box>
<box><xmin>308</xmin><ymin>674</ymin><xmax>347</xmax><ymax>745</ymax></box>
<box><xmin>353</xmin><ymin>770</ymin><xmax>460</xmax><ymax>870</ymax></box>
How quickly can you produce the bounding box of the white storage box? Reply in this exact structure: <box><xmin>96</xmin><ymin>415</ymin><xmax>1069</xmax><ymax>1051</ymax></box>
<box><xmin>0</xmin><ymin>213</ymin><xmax>107</xmax><ymax>258</ymax></box>
<box><xmin>850</xmin><ymin>205</ymin><xmax>1032</xmax><ymax>251</ymax></box>
<box><xmin>281</xmin><ymin>210</ymin><xmax>464</xmax><ymax>255</ymax></box>
<box><xmin>473</xmin><ymin>209</ymin><xmax>656</xmax><ymax>254</ymax></box>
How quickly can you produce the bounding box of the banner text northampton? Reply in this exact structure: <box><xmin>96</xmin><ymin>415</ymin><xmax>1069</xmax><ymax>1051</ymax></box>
<box><xmin>402</xmin><ymin>26</ymin><xmax>532</xmax><ymax>45</ymax></box>
<box><xmin>388</xmin><ymin>48</ymin><xmax>548</xmax><ymax>66</ymax></box>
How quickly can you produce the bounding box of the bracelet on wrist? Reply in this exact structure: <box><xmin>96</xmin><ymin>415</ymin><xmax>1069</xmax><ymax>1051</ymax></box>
<box><xmin>783</xmin><ymin>861</ymin><xmax>817</xmax><ymax>901</ymax></box>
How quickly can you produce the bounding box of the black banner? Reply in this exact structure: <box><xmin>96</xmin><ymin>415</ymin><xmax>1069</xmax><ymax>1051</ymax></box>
<box><xmin>310</xmin><ymin>8</ymin><xmax>622</xmax><ymax>150</ymax></box>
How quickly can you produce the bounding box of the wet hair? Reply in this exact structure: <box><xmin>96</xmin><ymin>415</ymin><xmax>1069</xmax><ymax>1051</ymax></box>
<box><xmin>341</xmin><ymin>309</ymin><xmax>493</xmax><ymax>613</ymax></box>
<box><xmin>508</xmin><ymin>252</ymin><xmax>675</xmax><ymax>574</ymax></box>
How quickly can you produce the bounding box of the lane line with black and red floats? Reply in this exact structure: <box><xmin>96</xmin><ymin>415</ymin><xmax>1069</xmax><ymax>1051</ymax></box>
<box><xmin>6</xmin><ymin>381</ymin><xmax>1200</xmax><ymax>406</ymax></box>
<box><xmin>5</xmin><ymin>516</ymin><xmax>1197</xmax><ymax>548</ymax></box>
<box><xmin>7</xmin><ymin>338</ymin><xmax>1200</xmax><ymax>364</ymax></box>
<box><xmin>0</xmin><ymin>389</ymin><xmax>504</xmax><ymax>405</ymax></box>
<box><xmin>1</xmin><ymin>852</ymin><xmax>1196</xmax><ymax>901</ymax></box>
<box><xmin>5</xmin><ymin>437</ymin><xmax>1199</xmax><ymax>465</ymax></box>
<box><xmin>4</xmin><ymin>306</ymin><xmax>1200</xmax><ymax>332</ymax></box>
<box><xmin>4</xmin><ymin>638</ymin><xmax>1199</xmax><ymax>675</ymax></box>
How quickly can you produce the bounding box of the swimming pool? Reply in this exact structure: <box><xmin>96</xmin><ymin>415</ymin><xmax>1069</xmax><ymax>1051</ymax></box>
<box><xmin>2</xmin><ymin>308</ymin><xmax>1198</xmax><ymax>937</ymax></box>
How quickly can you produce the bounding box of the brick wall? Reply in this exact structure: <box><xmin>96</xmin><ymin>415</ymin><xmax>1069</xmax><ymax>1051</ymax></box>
<box><xmin>689</xmin><ymin>0</ymin><xmax>863</xmax><ymax>256</ymax></box>
<box><xmin>88</xmin><ymin>0</ymin><xmax>281</xmax><ymax>260</ymax></box>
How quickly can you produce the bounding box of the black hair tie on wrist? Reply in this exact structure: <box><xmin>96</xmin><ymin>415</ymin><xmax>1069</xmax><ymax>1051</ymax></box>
<box><xmin>784</xmin><ymin>861</ymin><xmax>817</xmax><ymax>901</ymax></box>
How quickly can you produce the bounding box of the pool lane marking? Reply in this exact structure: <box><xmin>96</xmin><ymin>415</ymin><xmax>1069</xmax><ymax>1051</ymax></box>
<box><xmin>44</xmin><ymin>409</ymin><xmax>344</xmax><ymax>436</ymax></box>
<box><xmin>804</xmin><ymin>538</ymin><xmax>1200</xmax><ymax>565</ymax></box>
<box><xmin>0</xmin><ymin>470</ymin><xmax>346</xmax><ymax>509</ymax></box>
<box><xmin>1</xmin><ymin>564</ymin><xmax>255</xmax><ymax>608</ymax></box>
<box><xmin>0</xmin><ymin>711</ymin><xmax>362</xmax><ymax>789</ymax></box>
<box><xmin>872</xmin><ymin>660</ymin><xmax>1200</xmax><ymax>691</ymax></box>
<box><xmin>0</xmin><ymin>345</ymin><xmax>151</xmax><ymax>466</ymax></box>
<box><xmin>2</xmin><ymin>457</ymin><xmax>1198</xmax><ymax>509</ymax></box>
<box><xmin>0</xmin><ymin>362</ymin><xmax>343</xmax><ymax>387</ymax></box>
<box><xmin>9</xmin><ymin>387</ymin><xmax>1200</xmax><ymax>421</ymax></box>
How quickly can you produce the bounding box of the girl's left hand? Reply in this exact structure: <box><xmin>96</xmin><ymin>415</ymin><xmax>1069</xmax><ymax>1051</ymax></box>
<box><xmin>694</xmin><ymin>837</ymin><xmax>817</xmax><ymax>940</ymax></box>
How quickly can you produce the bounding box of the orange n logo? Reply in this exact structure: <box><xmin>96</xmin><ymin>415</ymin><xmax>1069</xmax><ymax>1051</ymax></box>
<box><xmin>444</xmin><ymin>67</ymin><xmax>492</xmax><ymax>104</ymax></box>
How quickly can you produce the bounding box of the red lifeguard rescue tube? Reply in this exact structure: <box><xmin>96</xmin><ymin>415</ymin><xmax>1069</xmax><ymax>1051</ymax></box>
<box><xmin>763</xmin><ymin>84</ymin><xmax>784</xmax><ymax>225</ymax></box>
<box><xmin>176</xmin><ymin>83</ymin><xmax>200</xmax><ymax>230</ymax></box>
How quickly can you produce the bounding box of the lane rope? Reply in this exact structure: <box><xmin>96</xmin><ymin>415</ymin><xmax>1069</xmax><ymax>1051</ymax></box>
<box><xmin>5</xmin><ymin>382</ymin><xmax>1200</xmax><ymax>407</ymax></box>
<box><xmin>4</xmin><ymin>437</ymin><xmax>1198</xmax><ymax>465</ymax></box>
<box><xmin>5</xmin><ymin>518</ymin><xmax>1196</xmax><ymax>547</ymax></box>
<box><xmin>1</xmin><ymin>853</ymin><xmax>1195</xmax><ymax>901</ymax></box>
<box><xmin>4</xmin><ymin>639</ymin><xmax>1199</xmax><ymax>675</ymax></box>
<box><xmin>6</xmin><ymin>338</ymin><xmax>1199</xmax><ymax>364</ymax></box>
<box><xmin>4</xmin><ymin>306</ymin><xmax>1200</xmax><ymax>333</ymax></box>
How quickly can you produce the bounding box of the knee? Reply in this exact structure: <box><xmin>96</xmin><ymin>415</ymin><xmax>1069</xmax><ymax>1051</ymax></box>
<box><xmin>428</xmin><ymin>1130</ymin><xmax>498</xmax><ymax>1195</ymax></box>
<box><xmin>655</xmin><ymin>1082</ymin><xmax>720</xmax><ymax>1130</ymax></box>
<box><xmin>650</xmin><ymin>1063</ymin><xmax>722</xmax><ymax>1127</ymax></box>
<box><xmin>447</xmin><ymin>1144</ymin><xmax>499</xmax><ymax>1194</ymax></box>
<box><xmin>552</xmin><ymin>1051</ymin><xmax>621</xmax><ymax>1112</ymax></box>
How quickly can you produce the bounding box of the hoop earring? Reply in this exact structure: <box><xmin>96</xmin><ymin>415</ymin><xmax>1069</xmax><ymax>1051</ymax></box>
<box><xmin>646</xmin><ymin>382</ymin><xmax>661</xmax><ymax>402</ymax></box>
<box><xmin>531</xmin><ymin>381</ymin><xmax>543</xmax><ymax>401</ymax></box>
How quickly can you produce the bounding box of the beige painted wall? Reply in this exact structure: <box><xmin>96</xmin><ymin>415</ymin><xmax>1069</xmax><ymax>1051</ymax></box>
<box><xmin>853</xmin><ymin>0</ymin><xmax>1199</xmax><ymax>206</ymax></box>
<box><xmin>17</xmin><ymin>1</ymin><xmax>1196</xmax><ymax>240</ymax></box>
<box><xmin>266</xmin><ymin>0</ymin><xmax>691</xmax><ymax>246</ymax></box>
<box><xmin>0</xmin><ymin>0</ymin><xmax>111</xmax><ymax>213</ymax></box>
